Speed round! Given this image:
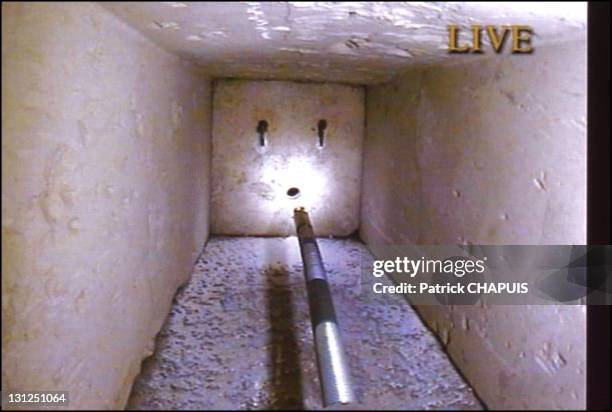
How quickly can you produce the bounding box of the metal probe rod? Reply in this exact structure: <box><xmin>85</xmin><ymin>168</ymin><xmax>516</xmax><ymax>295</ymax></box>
<box><xmin>293</xmin><ymin>207</ymin><xmax>356</xmax><ymax>407</ymax></box>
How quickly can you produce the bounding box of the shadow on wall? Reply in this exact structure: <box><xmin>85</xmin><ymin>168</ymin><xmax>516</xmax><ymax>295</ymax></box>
<box><xmin>264</xmin><ymin>265</ymin><xmax>304</xmax><ymax>409</ymax></box>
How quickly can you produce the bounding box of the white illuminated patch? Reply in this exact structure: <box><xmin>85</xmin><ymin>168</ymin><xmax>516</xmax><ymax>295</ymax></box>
<box><xmin>261</xmin><ymin>156</ymin><xmax>328</xmax><ymax>215</ymax></box>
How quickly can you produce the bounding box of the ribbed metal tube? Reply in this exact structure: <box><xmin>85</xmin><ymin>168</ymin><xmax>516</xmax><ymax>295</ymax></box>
<box><xmin>293</xmin><ymin>207</ymin><xmax>355</xmax><ymax>407</ymax></box>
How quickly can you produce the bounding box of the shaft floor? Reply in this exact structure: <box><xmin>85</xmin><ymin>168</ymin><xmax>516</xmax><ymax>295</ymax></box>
<box><xmin>127</xmin><ymin>237</ymin><xmax>482</xmax><ymax>410</ymax></box>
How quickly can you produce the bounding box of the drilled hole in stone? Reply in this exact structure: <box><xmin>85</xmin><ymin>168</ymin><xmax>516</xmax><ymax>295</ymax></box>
<box><xmin>286</xmin><ymin>187</ymin><xmax>301</xmax><ymax>199</ymax></box>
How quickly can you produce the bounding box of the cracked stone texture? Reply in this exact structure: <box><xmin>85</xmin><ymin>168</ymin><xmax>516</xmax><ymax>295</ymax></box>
<box><xmin>104</xmin><ymin>2</ymin><xmax>586</xmax><ymax>85</ymax></box>
<box><xmin>127</xmin><ymin>237</ymin><xmax>482</xmax><ymax>410</ymax></box>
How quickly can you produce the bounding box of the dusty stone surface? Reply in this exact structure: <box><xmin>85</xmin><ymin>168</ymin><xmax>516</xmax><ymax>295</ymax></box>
<box><xmin>128</xmin><ymin>237</ymin><xmax>481</xmax><ymax>410</ymax></box>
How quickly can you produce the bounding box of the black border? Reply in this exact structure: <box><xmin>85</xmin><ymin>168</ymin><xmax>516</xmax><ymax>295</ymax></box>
<box><xmin>587</xmin><ymin>2</ymin><xmax>611</xmax><ymax>410</ymax></box>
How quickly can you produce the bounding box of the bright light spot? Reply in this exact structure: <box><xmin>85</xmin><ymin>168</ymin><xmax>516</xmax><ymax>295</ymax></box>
<box><xmin>261</xmin><ymin>155</ymin><xmax>327</xmax><ymax>217</ymax></box>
